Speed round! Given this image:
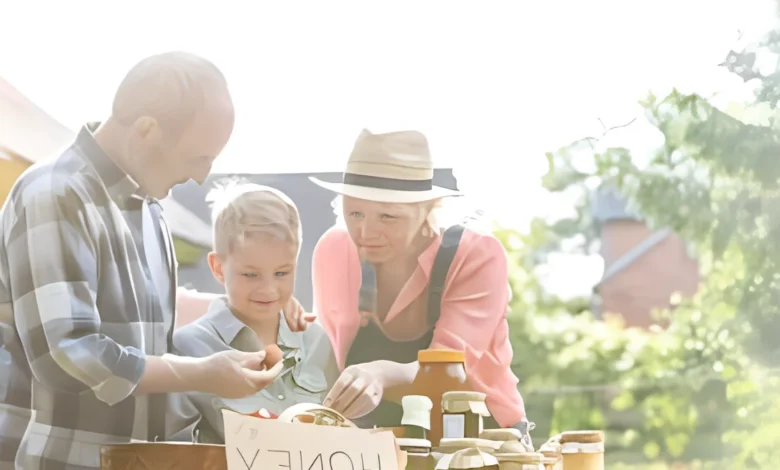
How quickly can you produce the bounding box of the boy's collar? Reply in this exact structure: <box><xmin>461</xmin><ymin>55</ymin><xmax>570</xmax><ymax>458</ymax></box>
<box><xmin>204</xmin><ymin>297</ymin><xmax>303</xmax><ymax>350</ymax></box>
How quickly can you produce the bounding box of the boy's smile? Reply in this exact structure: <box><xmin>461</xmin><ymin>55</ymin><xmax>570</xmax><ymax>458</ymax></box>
<box><xmin>208</xmin><ymin>234</ymin><xmax>298</xmax><ymax>325</ymax></box>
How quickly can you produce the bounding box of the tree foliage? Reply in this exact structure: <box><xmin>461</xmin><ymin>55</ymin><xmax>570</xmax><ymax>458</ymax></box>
<box><xmin>500</xmin><ymin>21</ymin><xmax>780</xmax><ymax>469</ymax></box>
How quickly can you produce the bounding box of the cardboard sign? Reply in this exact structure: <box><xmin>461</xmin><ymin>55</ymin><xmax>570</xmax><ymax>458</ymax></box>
<box><xmin>222</xmin><ymin>410</ymin><xmax>400</xmax><ymax>470</ymax></box>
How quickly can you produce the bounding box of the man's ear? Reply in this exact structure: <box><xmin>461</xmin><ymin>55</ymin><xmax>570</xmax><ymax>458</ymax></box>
<box><xmin>207</xmin><ymin>251</ymin><xmax>225</xmax><ymax>285</ymax></box>
<box><xmin>133</xmin><ymin>116</ymin><xmax>162</xmax><ymax>143</ymax></box>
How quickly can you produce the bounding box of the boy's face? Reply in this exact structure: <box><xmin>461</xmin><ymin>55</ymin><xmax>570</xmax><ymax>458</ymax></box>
<box><xmin>208</xmin><ymin>234</ymin><xmax>297</xmax><ymax>322</ymax></box>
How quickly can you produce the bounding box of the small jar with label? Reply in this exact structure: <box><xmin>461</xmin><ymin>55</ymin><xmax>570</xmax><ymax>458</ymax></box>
<box><xmin>559</xmin><ymin>430</ymin><xmax>604</xmax><ymax>470</ymax></box>
<box><xmin>495</xmin><ymin>452</ymin><xmax>545</xmax><ymax>470</ymax></box>
<box><xmin>398</xmin><ymin>438</ymin><xmax>434</xmax><ymax>470</ymax></box>
<box><xmin>441</xmin><ymin>391</ymin><xmax>490</xmax><ymax>439</ymax></box>
<box><xmin>402</xmin><ymin>395</ymin><xmax>434</xmax><ymax>440</ymax></box>
<box><xmin>437</xmin><ymin>448</ymin><xmax>499</xmax><ymax>470</ymax></box>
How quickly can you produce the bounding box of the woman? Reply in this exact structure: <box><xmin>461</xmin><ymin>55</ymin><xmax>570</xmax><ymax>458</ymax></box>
<box><xmin>290</xmin><ymin>129</ymin><xmax>531</xmax><ymax>443</ymax></box>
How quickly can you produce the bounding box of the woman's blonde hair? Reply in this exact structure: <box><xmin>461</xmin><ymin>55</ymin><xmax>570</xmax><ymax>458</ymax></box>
<box><xmin>207</xmin><ymin>179</ymin><xmax>301</xmax><ymax>255</ymax></box>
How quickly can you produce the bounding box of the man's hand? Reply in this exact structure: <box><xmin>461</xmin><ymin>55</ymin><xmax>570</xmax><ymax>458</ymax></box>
<box><xmin>282</xmin><ymin>296</ymin><xmax>316</xmax><ymax>332</ymax></box>
<box><xmin>198</xmin><ymin>350</ymin><xmax>284</xmax><ymax>399</ymax></box>
<box><xmin>323</xmin><ymin>363</ymin><xmax>385</xmax><ymax>419</ymax></box>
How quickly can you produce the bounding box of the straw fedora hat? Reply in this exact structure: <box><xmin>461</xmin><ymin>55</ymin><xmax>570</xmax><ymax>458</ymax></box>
<box><xmin>309</xmin><ymin>129</ymin><xmax>461</xmax><ymax>203</ymax></box>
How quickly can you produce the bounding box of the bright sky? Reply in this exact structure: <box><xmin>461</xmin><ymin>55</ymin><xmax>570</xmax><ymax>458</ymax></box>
<box><xmin>1</xmin><ymin>0</ymin><xmax>775</xmax><ymax>297</ymax></box>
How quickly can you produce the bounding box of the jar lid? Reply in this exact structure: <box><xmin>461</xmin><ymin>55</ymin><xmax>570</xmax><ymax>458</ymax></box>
<box><xmin>559</xmin><ymin>430</ymin><xmax>604</xmax><ymax>444</ymax></box>
<box><xmin>396</xmin><ymin>438</ymin><xmax>432</xmax><ymax>449</ymax></box>
<box><xmin>478</xmin><ymin>428</ymin><xmax>521</xmax><ymax>442</ymax></box>
<box><xmin>441</xmin><ymin>392</ymin><xmax>490</xmax><ymax>416</ymax></box>
<box><xmin>494</xmin><ymin>452</ymin><xmax>544</xmax><ymax>464</ymax></box>
<box><xmin>418</xmin><ymin>349</ymin><xmax>465</xmax><ymax>363</ymax></box>
<box><xmin>438</xmin><ymin>438</ymin><xmax>502</xmax><ymax>453</ymax></box>
<box><xmin>442</xmin><ymin>391</ymin><xmax>486</xmax><ymax>402</ymax></box>
<box><xmin>446</xmin><ymin>448</ymin><xmax>499</xmax><ymax>470</ymax></box>
<box><xmin>497</xmin><ymin>441</ymin><xmax>528</xmax><ymax>453</ymax></box>
<box><xmin>401</xmin><ymin>395</ymin><xmax>433</xmax><ymax>429</ymax></box>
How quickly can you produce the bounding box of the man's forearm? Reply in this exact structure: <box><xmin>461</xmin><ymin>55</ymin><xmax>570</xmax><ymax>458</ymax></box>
<box><xmin>133</xmin><ymin>354</ymin><xmax>205</xmax><ymax>395</ymax></box>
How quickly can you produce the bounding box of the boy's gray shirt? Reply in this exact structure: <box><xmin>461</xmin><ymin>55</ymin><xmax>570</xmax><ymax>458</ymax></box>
<box><xmin>170</xmin><ymin>297</ymin><xmax>339</xmax><ymax>443</ymax></box>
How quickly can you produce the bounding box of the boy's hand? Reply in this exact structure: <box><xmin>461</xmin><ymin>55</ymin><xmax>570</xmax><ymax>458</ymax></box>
<box><xmin>198</xmin><ymin>350</ymin><xmax>284</xmax><ymax>399</ymax></box>
<box><xmin>282</xmin><ymin>296</ymin><xmax>316</xmax><ymax>332</ymax></box>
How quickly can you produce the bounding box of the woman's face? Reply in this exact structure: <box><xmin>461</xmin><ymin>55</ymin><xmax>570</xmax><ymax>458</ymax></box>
<box><xmin>342</xmin><ymin>196</ymin><xmax>428</xmax><ymax>263</ymax></box>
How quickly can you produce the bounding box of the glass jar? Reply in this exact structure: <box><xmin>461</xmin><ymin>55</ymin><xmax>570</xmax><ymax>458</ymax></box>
<box><xmin>398</xmin><ymin>438</ymin><xmax>434</xmax><ymax>470</ymax></box>
<box><xmin>411</xmin><ymin>349</ymin><xmax>471</xmax><ymax>447</ymax></box>
<box><xmin>495</xmin><ymin>452</ymin><xmax>545</xmax><ymax>470</ymax></box>
<box><xmin>402</xmin><ymin>395</ymin><xmax>434</xmax><ymax>439</ymax></box>
<box><xmin>559</xmin><ymin>431</ymin><xmax>604</xmax><ymax>470</ymax></box>
<box><xmin>441</xmin><ymin>391</ymin><xmax>490</xmax><ymax>439</ymax></box>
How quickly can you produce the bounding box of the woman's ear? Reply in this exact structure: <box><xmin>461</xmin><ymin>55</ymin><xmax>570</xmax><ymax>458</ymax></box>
<box><xmin>207</xmin><ymin>251</ymin><xmax>226</xmax><ymax>285</ymax></box>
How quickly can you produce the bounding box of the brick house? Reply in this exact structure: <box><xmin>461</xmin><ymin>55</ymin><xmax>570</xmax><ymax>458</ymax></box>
<box><xmin>590</xmin><ymin>185</ymin><xmax>700</xmax><ymax>328</ymax></box>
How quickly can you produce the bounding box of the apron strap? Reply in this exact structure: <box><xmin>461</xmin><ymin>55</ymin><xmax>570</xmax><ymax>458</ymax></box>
<box><xmin>426</xmin><ymin>225</ymin><xmax>465</xmax><ymax>328</ymax></box>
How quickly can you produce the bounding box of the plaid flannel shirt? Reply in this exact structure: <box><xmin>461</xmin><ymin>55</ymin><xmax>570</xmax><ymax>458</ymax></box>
<box><xmin>0</xmin><ymin>123</ymin><xmax>178</xmax><ymax>469</ymax></box>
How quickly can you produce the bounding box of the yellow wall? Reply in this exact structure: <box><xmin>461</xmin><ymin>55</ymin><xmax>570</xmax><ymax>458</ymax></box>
<box><xmin>0</xmin><ymin>157</ymin><xmax>30</xmax><ymax>207</ymax></box>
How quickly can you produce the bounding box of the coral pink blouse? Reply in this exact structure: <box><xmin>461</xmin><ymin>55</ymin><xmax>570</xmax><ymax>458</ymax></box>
<box><xmin>311</xmin><ymin>226</ymin><xmax>527</xmax><ymax>427</ymax></box>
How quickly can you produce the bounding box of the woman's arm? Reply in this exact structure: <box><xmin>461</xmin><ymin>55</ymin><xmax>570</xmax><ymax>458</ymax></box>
<box><xmin>311</xmin><ymin>228</ymin><xmax>362</xmax><ymax>371</ymax></box>
<box><xmin>429</xmin><ymin>232</ymin><xmax>528</xmax><ymax>427</ymax></box>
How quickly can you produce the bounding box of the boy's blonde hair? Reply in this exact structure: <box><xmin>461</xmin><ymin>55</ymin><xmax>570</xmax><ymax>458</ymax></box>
<box><xmin>207</xmin><ymin>180</ymin><xmax>302</xmax><ymax>255</ymax></box>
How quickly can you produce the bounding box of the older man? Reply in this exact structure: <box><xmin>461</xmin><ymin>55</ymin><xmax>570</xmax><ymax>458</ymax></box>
<box><xmin>0</xmin><ymin>52</ymin><xmax>290</xmax><ymax>470</ymax></box>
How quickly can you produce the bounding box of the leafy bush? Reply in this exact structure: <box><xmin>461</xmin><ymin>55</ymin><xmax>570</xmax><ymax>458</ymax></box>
<box><xmin>500</xmin><ymin>23</ymin><xmax>780</xmax><ymax>468</ymax></box>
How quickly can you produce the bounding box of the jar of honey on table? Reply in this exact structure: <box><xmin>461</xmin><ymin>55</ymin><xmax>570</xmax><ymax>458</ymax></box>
<box><xmin>411</xmin><ymin>349</ymin><xmax>471</xmax><ymax>447</ymax></box>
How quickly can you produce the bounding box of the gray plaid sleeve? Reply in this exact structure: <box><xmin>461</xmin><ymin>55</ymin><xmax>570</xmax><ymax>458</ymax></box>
<box><xmin>7</xmin><ymin>179</ymin><xmax>146</xmax><ymax>406</ymax></box>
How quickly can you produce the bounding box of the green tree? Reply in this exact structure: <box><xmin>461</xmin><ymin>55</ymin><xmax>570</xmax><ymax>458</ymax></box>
<box><xmin>501</xmin><ymin>18</ymin><xmax>780</xmax><ymax>469</ymax></box>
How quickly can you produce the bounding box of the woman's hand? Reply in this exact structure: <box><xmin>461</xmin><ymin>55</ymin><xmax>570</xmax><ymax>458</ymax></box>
<box><xmin>323</xmin><ymin>363</ymin><xmax>385</xmax><ymax>419</ymax></box>
<box><xmin>282</xmin><ymin>296</ymin><xmax>317</xmax><ymax>332</ymax></box>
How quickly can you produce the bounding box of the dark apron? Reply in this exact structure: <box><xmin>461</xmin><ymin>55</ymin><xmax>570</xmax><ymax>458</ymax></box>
<box><xmin>344</xmin><ymin>226</ymin><xmax>499</xmax><ymax>429</ymax></box>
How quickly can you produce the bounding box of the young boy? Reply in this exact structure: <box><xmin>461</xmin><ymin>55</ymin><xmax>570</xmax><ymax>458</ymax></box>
<box><xmin>172</xmin><ymin>183</ymin><xmax>339</xmax><ymax>443</ymax></box>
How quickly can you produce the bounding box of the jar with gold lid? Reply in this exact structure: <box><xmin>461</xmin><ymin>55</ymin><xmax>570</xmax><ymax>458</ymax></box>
<box><xmin>436</xmin><ymin>448</ymin><xmax>499</xmax><ymax>470</ymax></box>
<box><xmin>494</xmin><ymin>452</ymin><xmax>545</xmax><ymax>470</ymax></box>
<box><xmin>441</xmin><ymin>391</ymin><xmax>490</xmax><ymax>439</ymax></box>
<box><xmin>412</xmin><ymin>349</ymin><xmax>471</xmax><ymax>447</ymax></box>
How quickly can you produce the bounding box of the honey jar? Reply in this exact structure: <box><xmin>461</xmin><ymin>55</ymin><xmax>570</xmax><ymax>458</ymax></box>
<box><xmin>398</xmin><ymin>438</ymin><xmax>434</xmax><ymax>470</ymax></box>
<box><xmin>411</xmin><ymin>349</ymin><xmax>471</xmax><ymax>447</ymax></box>
<box><xmin>558</xmin><ymin>431</ymin><xmax>604</xmax><ymax>470</ymax></box>
<box><xmin>402</xmin><ymin>395</ymin><xmax>434</xmax><ymax>439</ymax></box>
<box><xmin>441</xmin><ymin>391</ymin><xmax>490</xmax><ymax>439</ymax></box>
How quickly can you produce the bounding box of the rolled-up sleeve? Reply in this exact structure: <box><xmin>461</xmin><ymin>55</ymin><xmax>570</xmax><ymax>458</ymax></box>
<box><xmin>7</xmin><ymin>184</ymin><xmax>145</xmax><ymax>406</ymax></box>
<box><xmin>432</xmin><ymin>234</ymin><xmax>510</xmax><ymax>356</ymax></box>
<box><xmin>431</xmin><ymin>233</ymin><xmax>526</xmax><ymax>426</ymax></box>
<box><xmin>312</xmin><ymin>228</ymin><xmax>361</xmax><ymax>371</ymax></box>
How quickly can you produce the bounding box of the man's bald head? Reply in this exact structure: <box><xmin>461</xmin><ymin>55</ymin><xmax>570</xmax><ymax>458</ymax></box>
<box><xmin>112</xmin><ymin>51</ymin><xmax>232</xmax><ymax>138</ymax></box>
<box><xmin>102</xmin><ymin>51</ymin><xmax>236</xmax><ymax>198</ymax></box>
